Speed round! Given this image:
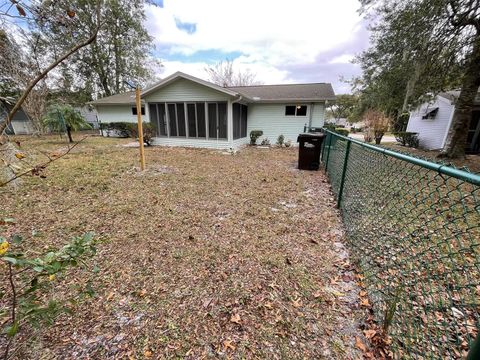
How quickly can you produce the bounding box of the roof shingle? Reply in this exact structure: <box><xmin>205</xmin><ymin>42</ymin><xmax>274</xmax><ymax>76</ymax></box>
<box><xmin>228</xmin><ymin>83</ymin><xmax>335</xmax><ymax>102</ymax></box>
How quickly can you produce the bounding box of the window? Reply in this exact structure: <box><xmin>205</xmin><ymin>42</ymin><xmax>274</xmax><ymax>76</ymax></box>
<box><xmin>131</xmin><ymin>106</ymin><xmax>145</xmax><ymax>115</ymax></box>
<box><xmin>422</xmin><ymin>107</ymin><xmax>438</xmax><ymax>120</ymax></box>
<box><xmin>233</xmin><ymin>103</ymin><xmax>248</xmax><ymax>139</ymax></box>
<box><xmin>285</xmin><ymin>105</ymin><xmax>307</xmax><ymax>116</ymax></box>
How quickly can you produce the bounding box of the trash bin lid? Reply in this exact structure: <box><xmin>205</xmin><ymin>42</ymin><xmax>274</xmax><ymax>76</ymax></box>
<box><xmin>297</xmin><ymin>133</ymin><xmax>324</xmax><ymax>142</ymax></box>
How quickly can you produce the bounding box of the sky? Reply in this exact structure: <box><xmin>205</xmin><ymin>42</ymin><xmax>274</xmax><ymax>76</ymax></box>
<box><xmin>144</xmin><ymin>0</ymin><xmax>370</xmax><ymax>94</ymax></box>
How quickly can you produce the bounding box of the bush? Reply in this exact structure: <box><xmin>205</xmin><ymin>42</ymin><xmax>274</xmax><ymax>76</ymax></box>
<box><xmin>260</xmin><ymin>137</ymin><xmax>271</xmax><ymax>146</ymax></box>
<box><xmin>335</xmin><ymin>128</ymin><xmax>349</xmax><ymax>136</ymax></box>
<box><xmin>250</xmin><ymin>130</ymin><xmax>263</xmax><ymax>145</ymax></box>
<box><xmin>276</xmin><ymin>134</ymin><xmax>285</xmax><ymax>146</ymax></box>
<box><xmin>100</xmin><ymin>122</ymin><xmax>155</xmax><ymax>145</ymax></box>
<box><xmin>324</xmin><ymin>124</ymin><xmax>336</xmax><ymax>132</ymax></box>
<box><xmin>393</xmin><ymin>132</ymin><xmax>419</xmax><ymax>148</ymax></box>
<box><xmin>99</xmin><ymin>122</ymin><xmax>131</xmax><ymax>137</ymax></box>
<box><xmin>126</xmin><ymin>123</ymin><xmax>155</xmax><ymax>146</ymax></box>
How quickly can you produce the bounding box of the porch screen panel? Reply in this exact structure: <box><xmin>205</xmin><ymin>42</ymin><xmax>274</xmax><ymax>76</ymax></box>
<box><xmin>241</xmin><ymin>105</ymin><xmax>248</xmax><ymax>138</ymax></box>
<box><xmin>233</xmin><ymin>103</ymin><xmax>240</xmax><ymax>140</ymax></box>
<box><xmin>208</xmin><ymin>103</ymin><xmax>217</xmax><ymax>139</ymax></box>
<box><xmin>176</xmin><ymin>103</ymin><xmax>186</xmax><ymax>137</ymax></box>
<box><xmin>158</xmin><ymin>103</ymin><xmax>167</xmax><ymax>136</ymax></box>
<box><xmin>167</xmin><ymin>103</ymin><xmax>177</xmax><ymax>136</ymax></box>
<box><xmin>197</xmin><ymin>103</ymin><xmax>206</xmax><ymax>138</ymax></box>
<box><xmin>187</xmin><ymin>103</ymin><xmax>197</xmax><ymax>138</ymax></box>
<box><xmin>149</xmin><ymin>104</ymin><xmax>158</xmax><ymax>136</ymax></box>
<box><xmin>218</xmin><ymin>102</ymin><xmax>227</xmax><ymax>139</ymax></box>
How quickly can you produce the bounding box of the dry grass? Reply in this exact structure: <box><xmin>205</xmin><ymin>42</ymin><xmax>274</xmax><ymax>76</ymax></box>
<box><xmin>1</xmin><ymin>134</ymin><xmax>362</xmax><ymax>359</ymax></box>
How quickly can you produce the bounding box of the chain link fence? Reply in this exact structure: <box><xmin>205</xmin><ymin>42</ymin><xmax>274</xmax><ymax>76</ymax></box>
<box><xmin>320</xmin><ymin>129</ymin><xmax>480</xmax><ymax>358</ymax></box>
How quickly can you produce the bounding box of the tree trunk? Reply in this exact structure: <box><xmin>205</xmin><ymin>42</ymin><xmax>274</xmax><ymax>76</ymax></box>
<box><xmin>440</xmin><ymin>35</ymin><xmax>480</xmax><ymax>159</ymax></box>
<box><xmin>66</xmin><ymin>126</ymin><xmax>73</xmax><ymax>143</ymax></box>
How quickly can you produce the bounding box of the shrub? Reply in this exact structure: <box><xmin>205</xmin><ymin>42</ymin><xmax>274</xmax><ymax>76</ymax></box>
<box><xmin>324</xmin><ymin>124</ymin><xmax>336</xmax><ymax>132</ymax></box>
<box><xmin>250</xmin><ymin>130</ymin><xmax>263</xmax><ymax>145</ymax></box>
<box><xmin>99</xmin><ymin>122</ymin><xmax>131</xmax><ymax>137</ymax></box>
<box><xmin>260</xmin><ymin>137</ymin><xmax>271</xmax><ymax>146</ymax></box>
<box><xmin>125</xmin><ymin>123</ymin><xmax>155</xmax><ymax>146</ymax></box>
<box><xmin>393</xmin><ymin>132</ymin><xmax>419</xmax><ymax>148</ymax></box>
<box><xmin>0</xmin><ymin>230</ymin><xmax>97</xmax><ymax>359</ymax></box>
<box><xmin>335</xmin><ymin>128</ymin><xmax>349</xmax><ymax>136</ymax></box>
<box><xmin>100</xmin><ymin>122</ymin><xmax>155</xmax><ymax>145</ymax></box>
<box><xmin>276</xmin><ymin>134</ymin><xmax>285</xmax><ymax>146</ymax></box>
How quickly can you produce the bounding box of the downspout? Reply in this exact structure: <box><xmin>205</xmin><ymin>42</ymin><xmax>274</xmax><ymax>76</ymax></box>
<box><xmin>230</xmin><ymin>95</ymin><xmax>243</xmax><ymax>149</ymax></box>
<box><xmin>308</xmin><ymin>102</ymin><xmax>314</xmax><ymax>129</ymax></box>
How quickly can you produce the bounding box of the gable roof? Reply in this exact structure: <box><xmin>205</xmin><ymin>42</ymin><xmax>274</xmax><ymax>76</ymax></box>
<box><xmin>89</xmin><ymin>72</ymin><xmax>336</xmax><ymax>105</ymax></box>
<box><xmin>141</xmin><ymin>71</ymin><xmax>240</xmax><ymax>98</ymax></box>
<box><xmin>228</xmin><ymin>83</ymin><xmax>336</xmax><ymax>103</ymax></box>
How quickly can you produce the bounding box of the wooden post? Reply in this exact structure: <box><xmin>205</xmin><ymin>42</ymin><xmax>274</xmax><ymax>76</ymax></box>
<box><xmin>136</xmin><ymin>86</ymin><xmax>146</xmax><ymax>170</ymax></box>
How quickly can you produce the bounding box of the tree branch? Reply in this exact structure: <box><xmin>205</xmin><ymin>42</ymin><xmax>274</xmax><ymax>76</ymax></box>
<box><xmin>0</xmin><ymin>135</ymin><xmax>89</xmax><ymax>187</ymax></box>
<box><xmin>0</xmin><ymin>0</ymin><xmax>103</xmax><ymax>136</ymax></box>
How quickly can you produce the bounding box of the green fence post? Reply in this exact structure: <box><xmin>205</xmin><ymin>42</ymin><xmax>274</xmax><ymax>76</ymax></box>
<box><xmin>336</xmin><ymin>139</ymin><xmax>351</xmax><ymax>209</ymax></box>
<box><xmin>325</xmin><ymin>132</ymin><xmax>333</xmax><ymax>172</ymax></box>
<box><xmin>467</xmin><ymin>332</ymin><xmax>480</xmax><ymax>360</ymax></box>
<box><xmin>321</xmin><ymin>132</ymin><xmax>327</xmax><ymax>162</ymax></box>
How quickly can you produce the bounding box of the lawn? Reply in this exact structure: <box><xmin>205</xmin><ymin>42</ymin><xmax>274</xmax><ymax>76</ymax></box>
<box><xmin>1</xmin><ymin>135</ymin><xmax>362</xmax><ymax>359</ymax></box>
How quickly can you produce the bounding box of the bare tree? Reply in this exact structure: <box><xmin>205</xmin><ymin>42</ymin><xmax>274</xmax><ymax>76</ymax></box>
<box><xmin>205</xmin><ymin>59</ymin><xmax>262</xmax><ymax>87</ymax></box>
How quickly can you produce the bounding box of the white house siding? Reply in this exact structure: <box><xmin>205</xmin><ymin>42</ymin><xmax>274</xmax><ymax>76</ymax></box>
<box><xmin>247</xmin><ymin>103</ymin><xmax>325</xmax><ymax>145</ymax></box>
<box><xmin>406</xmin><ymin>97</ymin><xmax>454</xmax><ymax>150</ymax></box>
<box><xmin>96</xmin><ymin>105</ymin><xmax>140</xmax><ymax>124</ymax></box>
<box><xmin>144</xmin><ymin>78</ymin><xmax>231</xmax><ymax>103</ymax></box>
<box><xmin>151</xmin><ymin>137</ymin><xmax>231</xmax><ymax>149</ymax></box>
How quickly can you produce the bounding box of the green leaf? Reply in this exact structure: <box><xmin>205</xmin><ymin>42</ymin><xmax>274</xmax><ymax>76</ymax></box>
<box><xmin>2</xmin><ymin>257</ymin><xmax>18</xmax><ymax>265</ymax></box>
<box><xmin>4</xmin><ymin>321</ymin><xmax>19</xmax><ymax>337</ymax></box>
<box><xmin>32</xmin><ymin>266</ymin><xmax>44</xmax><ymax>272</ymax></box>
<box><xmin>11</xmin><ymin>234</ymin><xmax>22</xmax><ymax>244</ymax></box>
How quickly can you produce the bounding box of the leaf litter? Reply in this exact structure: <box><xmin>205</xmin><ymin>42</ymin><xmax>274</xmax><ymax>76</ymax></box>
<box><xmin>1</xmin><ymin>135</ymin><xmax>366</xmax><ymax>359</ymax></box>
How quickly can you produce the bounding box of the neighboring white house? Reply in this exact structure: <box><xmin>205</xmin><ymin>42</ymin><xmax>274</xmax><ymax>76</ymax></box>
<box><xmin>406</xmin><ymin>90</ymin><xmax>480</xmax><ymax>153</ymax></box>
<box><xmin>1</xmin><ymin>96</ymin><xmax>35</xmax><ymax>135</ymax></box>
<box><xmin>90</xmin><ymin>72</ymin><xmax>335</xmax><ymax>149</ymax></box>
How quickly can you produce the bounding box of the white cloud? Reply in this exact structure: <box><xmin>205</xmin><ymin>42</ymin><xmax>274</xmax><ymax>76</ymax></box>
<box><xmin>146</xmin><ymin>0</ymin><xmax>367</xmax><ymax>89</ymax></box>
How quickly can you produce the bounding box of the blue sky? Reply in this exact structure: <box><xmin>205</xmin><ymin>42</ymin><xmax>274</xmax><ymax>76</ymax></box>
<box><xmin>145</xmin><ymin>0</ymin><xmax>369</xmax><ymax>94</ymax></box>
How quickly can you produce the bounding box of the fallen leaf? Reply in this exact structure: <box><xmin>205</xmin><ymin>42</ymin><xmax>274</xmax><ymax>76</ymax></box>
<box><xmin>360</xmin><ymin>298</ymin><xmax>370</xmax><ymax>307</ymax></box>
<box><xmin>230</xmin><ymin>313</ymin><xmax>241</xmax><ymax>324</ymax></box>
<box><xmin>359</xmin><ymin>290</ymin><xmax>368</xmax><ymax>297</ymax></box>
<box><xmin>15</xmin><ymin>152</ymin><xmax>26</xmax><ymax>159</ymax></box>
<box><xmin>363</xmin><ymin>329</ymin><xmax>377</xmax><ymax>339</ymax></box>
<box><xmin>143</xmin><ymin>349</ymin><xmax>153</xmax><ymax>358</ymax></box>
<box><xmin>138</xmin><ymin>289</ymin><xmax>147</xmax><ymax>297</ymax></box>
<box><xmin>355</xmin><ymin>336</ymin><xmax>367</xmax><ymax>352</ymax></box>
<box><xmin>292</xmin><ymin>299</ymin><xmax>302</xmax><ymax>308</ymax></box>
<box><xmin>223</xmin><ymin>339</ymin><xmax>235</xmax><ymax>351</ymax></box>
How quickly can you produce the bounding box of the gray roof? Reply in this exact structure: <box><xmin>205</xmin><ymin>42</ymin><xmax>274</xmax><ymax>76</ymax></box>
<box><xmin>90</xmin><ymin>72</ymin><xmax>336</xmax><ymax>105</ymax></box>
<box><xmin>89</xmin><ymin>91</ymin><xmax>144</xmax><ymax>105</ymax></box>
<box><xmin>228</xmin><ymin>83</ymin><xmax>336</xmax><ymax>103</ymax></box>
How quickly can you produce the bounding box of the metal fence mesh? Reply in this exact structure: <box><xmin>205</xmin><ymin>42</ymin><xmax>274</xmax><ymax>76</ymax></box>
<box><xmin>320</xmin><ymin>130</ymin><xmax>480</xmax><ymax>359</ymax></box>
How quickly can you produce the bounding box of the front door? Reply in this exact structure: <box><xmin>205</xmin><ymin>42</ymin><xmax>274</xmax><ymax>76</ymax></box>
<box><xmin>467</xmin><ymin>110</ymin><xmax>480</xmax><ymax>154</ymax></box>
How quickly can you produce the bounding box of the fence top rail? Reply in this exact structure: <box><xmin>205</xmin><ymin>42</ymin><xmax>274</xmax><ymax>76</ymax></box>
<box><xmin>323</xmin><ymin>129</ymin><xmax>480</xmax><ymax>186</ymax></box>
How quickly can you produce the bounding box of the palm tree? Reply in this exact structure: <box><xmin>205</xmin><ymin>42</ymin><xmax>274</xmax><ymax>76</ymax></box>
<box><xmin>43</xmin><ymin>104</ymin><xmax>91</xmax><ymax>142</ymax></box>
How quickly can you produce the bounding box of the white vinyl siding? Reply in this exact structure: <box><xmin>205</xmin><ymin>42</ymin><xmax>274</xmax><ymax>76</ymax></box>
<box><xmin>406</xmin><ymin>97</ymin><xmax>454</xmax><ymax>150</ymax></box>
<box><xmin>247</xmin><ymin>103</ymin><xmax>325</xmax><ymax>145</ymax></box>
<box><xmin>96</xmin><ymin>105</ymin><xmax>141</xmax><ymax>124</ymax></box>
<box><xmin>152</xmin><ymin>137</ymin><xmax>231</xmax><ymax>149</ymax></box>
<box><xmin>144</xmin><ymin>78</ymin><xmax>231</xmax><ymax>103</ymax></box>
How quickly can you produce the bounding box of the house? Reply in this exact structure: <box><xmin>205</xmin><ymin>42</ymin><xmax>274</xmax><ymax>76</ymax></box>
<box><xmin>406</xmin><ymin>90</ymin><xmax>480</xmax><ymax>153</ymax></box>
<box><xmin>0</xmin><ymin>96</ymin><xmax>35</xmax><ymax>135</ymax></box>
<box><xmin>77</xmin><ymin>106</ymin><xmax>99</xmax><ymax>129</ymax></box>
<box><xmin>90</xmin><ymin>72</ymin><xmax>335</xmax><ymax>149</ymax></box>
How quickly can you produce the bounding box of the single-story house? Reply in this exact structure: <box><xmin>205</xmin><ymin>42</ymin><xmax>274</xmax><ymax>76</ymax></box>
<box><xmin>406</xmin><ymin>90</ymin><xmax>480</xmax><ymax>153</ymax></box>
<box><xmin>1</xmin><ymin>96</ymin><xmax>35</xmax><ymax>135</ymax></box>
<box><xmin>90</xmin><ymin>72</ymin><xmax>335</xmax><ymax>149</ymax></box>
